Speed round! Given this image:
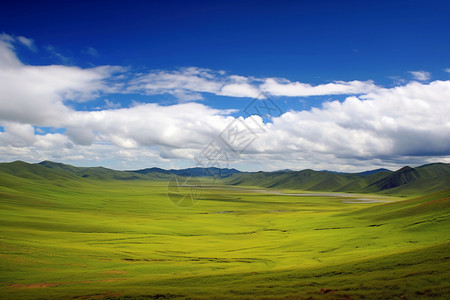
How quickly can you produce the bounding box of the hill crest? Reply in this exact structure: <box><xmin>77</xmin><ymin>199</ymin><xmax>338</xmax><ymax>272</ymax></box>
<box><xmin>0</xmin><ymin>161</ymin><xmax>448</xmax><ymax>196</ymax></box>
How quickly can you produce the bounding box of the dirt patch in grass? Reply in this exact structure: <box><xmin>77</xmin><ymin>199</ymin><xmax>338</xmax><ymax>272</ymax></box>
<box><xmin>101</xmin><ymin>279</ymin><xmax>126</xmax><ymax>282</ymax></box>
<box><xmin>9</xmin><ymin>282</ymin><xmax>64</xmax><ymax>288</ymax></box>
<box><xmin>102</xmin><ymin>270</ymin><xmax>127</xmax><ymax>274</ymax></box>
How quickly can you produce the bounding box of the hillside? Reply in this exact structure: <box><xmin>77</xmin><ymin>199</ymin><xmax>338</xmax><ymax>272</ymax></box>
<box><xmin>225</xmin><ymin>163</ymin><xmax>450</xmax><ymax>196</ymax></box>
<box><xmin>0</xmin><ymin>161</ymin><xmax>232</xmax><ymax>181</ymax></box>
<box><xmin>0</xmin><ymin>166</ymin><xmax>449</xmax><ymax>299</ymax></box>
<box><xmin>0</xmin><ymin>161</ymin><xmax>80</xmax><ymax>181</ymax></box>
<box><xmin>1</xmin><ymin>161</ymin><xmax>449</xmax><ymax>196</ymax></box>
<box><xmin>131</xmin><ymin>166</ymin><xmax>240</xmax><ymax>177</ymax></box>
<box><xmin>362</xmin><ymin>163</ymin><xmax>450</xmax><ymax>195</ymax></box>
<box><xmin>346</xmin><ymin>188</ymin><xmax>450</xmax><ymax>221</ymax></box>
<box><xmin>38</xmin><ymin>161</ymin><xmax>153</xmax><ymax>180</ymax></box>
<box><xmin>0</xmin><ymin>161</ymin><xmax>165</xmax><ymax>182</ymax></box>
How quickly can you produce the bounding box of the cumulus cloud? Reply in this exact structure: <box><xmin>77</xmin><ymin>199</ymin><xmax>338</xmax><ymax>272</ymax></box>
<box><xmin>129</xmin><ymin>67</ymin><xmax>380</xmax><ymax>101</ymax></box>
<box><xmin>256</xmin><ymin>81</ymin><xmax>450</xmax><ymax>160</ymax></box>
<box><xmin>0</xmin><ymin>34</ymin><xmax>124</xmax><ymax>125</ymax></box>
<box><xmin>128</xmin><ymin>67</ymin><xmax>262</xmax><ymax>100</ymax></box>
<box><xmin>1</xmin><ymin>33</ymin><xmax>449</xmax><ymax>171</ymax></box>
<box><xmin>75</xmin><ymin>80</ymin><xmax>450</xmax><ymax>170</ymax></box>
<box><xmin>260</xmin><ymin>78</ymin><xmax>379</xmax><ymax>96</ymax></box>
<box><xmin>409</xmin><ymin>70</ymin><xmax>431</xmax><ymax>81</ymax></box>
<box><xmin>0</xmin><ymin>123</ymin><xmax>36</xmax><ymax>147</ymax></box>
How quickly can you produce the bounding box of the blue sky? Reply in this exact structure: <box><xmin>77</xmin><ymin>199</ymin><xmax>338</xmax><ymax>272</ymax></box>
<box><xmin>4</xmin><ymin>0</ymin><xmax>449</xmax><ymax>81</ymax></box>
<box><xmin>0</xmin><ymin>0</ymin><xmax>449</xmax><ymax>171</ymax></box>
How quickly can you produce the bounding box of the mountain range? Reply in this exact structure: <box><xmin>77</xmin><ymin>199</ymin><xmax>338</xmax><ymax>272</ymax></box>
<box><xmin>0</xmin><ymin>160</ymin><xmax>449</xmax><ymax>196</ymax></box>
<box><xmin>130</xmin><ymin>166</ymin><xmax>240</xmax><ymax>177</ymax></box>
<box><xmin>225</xmin><ymin>163</ymin><xmax>450</xmax><ymax>195</ymax></box>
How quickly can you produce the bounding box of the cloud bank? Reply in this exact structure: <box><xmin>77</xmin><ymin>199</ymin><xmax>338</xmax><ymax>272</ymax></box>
<box><xmin>1</xmin><ymin>34</ymin><xmax>449</xmax><ymax>171</ymax></box>
<box><xmin>129</xmin><ymin>67</ymin><xmax>379</xmax><ymax>101</ymax></box>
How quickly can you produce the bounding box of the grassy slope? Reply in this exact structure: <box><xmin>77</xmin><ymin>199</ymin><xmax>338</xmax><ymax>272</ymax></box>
<box><xmin>363</xmin><ymin>163</ymin><xmax>450</xmax><ymax>195</ymax></box>
<box><xmin>226</xmin><ymin>163</ymin><xmax>450</xmax><ymax>196</ymax></box>
<box><xmin>0</xmin><ymin>166</ymin><xmax>449</xmax><ymax>299</ymax></box>
<box><xmin>225</xmin><ymin>169</ymin><xmax>388</xmax><ymax>192</ymax></box>
<box><xmin>3</xmin><ymin>160</ymin><xmax>449</xmax><ymax>196</ymax></box>
<box><xmin>37</xmin><ymin>160</ymin><xmax>173</xmax><ymax>181</ymax></box>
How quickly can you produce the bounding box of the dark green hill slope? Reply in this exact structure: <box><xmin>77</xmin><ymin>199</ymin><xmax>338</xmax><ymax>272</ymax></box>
<box><xmin>344</xmin><ymin>189</ymin><xmax>450</xmax><ymax>223</ymax></box>
<box><xmin>225</xmin><ymin>163</ymin><xmax>450</xmax><ymax>195</ymax></box>
<box><xmin>363</xmin><ymin>163</ymin><xmax>450</xmax><ymax>195</ymax></box>
<box><xmin>0</xmin><ymin>160</ymin><xmax>170</xmax><ymax>181</ymax></box>
<box><xmin>1</xmin><ymin>161</ymin><xmax>448</xmax><ymax>195</ymax></box>
<box><xmin>225</xmin><ymin>168</ymin><xmax>390</xmax><ymax>192</ymax></box>
<box><xmin>0</xmin><ymin>161</ymin><xmax>80</xmax><ymax>181</ymax></box>
<box><xmin>131</xmin><ymin>166</ymin><xmax>240</xmax><ymax>177</ymax></box>
<box><xmin>363</xmin><ymin>166</ymin><xmax>421</xmax><ymax>191</ymax></box>
<box><xmin>39</xmin><ymin>160</ymin><xmax>147</xmax><ymax>180</ymax></box>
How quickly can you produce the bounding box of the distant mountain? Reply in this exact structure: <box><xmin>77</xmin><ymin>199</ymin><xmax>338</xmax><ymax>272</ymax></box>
<box><xmin>0</xmin><ymin>161</ymin><xmax>240</xmax><ymax>182</ymax></box>
<box><xmin>320</xmin><ymin>168</ymin><xmax>391</xmax><ymax>175</ymax></box>
<box><xmin>317</xmin><ymin>168</ymin><xmax>392</xmax><ymax>177</ymax></box>
<box><xmin>362</xmin><ymin>163</ymin><xmax>450</xmax><ymax>195</ymax></box>
<box><xmin>38</xmin><ymin>161</ymin><xmax>154</xmax><ymax>180</ymax></box>
<box><xmin>320</xmin><ymin>170</ymin><xmax>346</xmax><ymax>174</ymax></box>
<box><xmin>131</xmin><ymin>166</ymin><xmax>241</xmax><ymax>178</ymax></box>
<box><xmin>364</xmin><ymin>166</ymin><xmax>420</xmax><ymax>191</ymax></box>
<box><xmin>0</xmin><ymin>160</ymin><xmax>80</xmax><ymax>181</ymax></box>
<box><xmin>131</xmin><ymin>167</ymin><xmax>172</xmax><ymax>175</ymax></box>
<box><xmin>225</xmin><ymin>163</ymin><xmax>450</xmax><ymax>196</ymax></box>
<box><xmin>0</xmin><ymin>161</ymin><xmax>448</xmax><ymax>196</ymax></box>
<box><xmin>273</xmin><ymin>169</ymin><xmax>293</xmax><ymax>172</ymax></box>
<box><xmin>356</xmin><ymin>168</ymin><xmax>392</xmax><ymax>176</ymax></box>
<box><xmin>225</xmin><ymin>169</ymin><xmax>385</xmax><ymax>192</ymax></box>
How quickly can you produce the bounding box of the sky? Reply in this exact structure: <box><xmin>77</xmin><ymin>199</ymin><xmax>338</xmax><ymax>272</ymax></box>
<box><xmin>0</xmin><ymin>0</ymin><xmax>449</xmax><ymax>172</ymax></box>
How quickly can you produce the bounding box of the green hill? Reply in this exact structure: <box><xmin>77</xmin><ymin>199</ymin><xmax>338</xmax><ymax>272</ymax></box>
<box><xmin>225</xmin><ymin>168</ymin><xmax>385</xmax><ymax>191</ymax></box>
<box><xmin>0</xmin><ymin>160</ymin><xmax>172</xmax><ymax>181</ymax></box>
<box><xmin>1</xmin><ymin>160</ymin><xmax>448</xmax><ymax>196</ymax></box>
<box><xmin>0</xmin><ymin>161</ymin><xmax>80</xmax><ymax>181</ymax></box>
<box><xmin>363</xmin><ymin>163</ymin><xmax>450</xmax><ymax>195</ymax></box>
<box><xmin>0</xmin><ymin>165</ymin><xmax>449</xmax><ymax>299</ymax></box>
<box><xmin>344</xmin><ymin>188</ymin><xmax>450</xmax><ymax>221</ymax></box>
<box><xmin>38</xmin><ymin>160</ymin><xmax>153</xmax><ymax>180</ymax></box>
<box><xmin>226</xmin><ymin>163</ymin><xmax>450</xmax><ymax>196</ymax></box>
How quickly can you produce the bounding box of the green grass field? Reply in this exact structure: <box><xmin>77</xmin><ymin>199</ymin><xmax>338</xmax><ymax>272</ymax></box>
<box><xmin>0</xmin><ymin>171</ymin><xmax>449</xmax><ymax>299</ymax></box>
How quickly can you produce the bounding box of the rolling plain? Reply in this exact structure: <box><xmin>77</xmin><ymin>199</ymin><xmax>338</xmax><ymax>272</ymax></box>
<box><xmin>0</xmin><ymin>161</ymin><xmax>449</xmax><ymax>299</ymax></box>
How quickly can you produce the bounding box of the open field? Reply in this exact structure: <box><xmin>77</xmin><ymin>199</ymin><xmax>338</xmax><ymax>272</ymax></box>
<box><xmin>0</xmin><ymin>172</ymin><xmax>449</xmax><ymax>299</ymax></box>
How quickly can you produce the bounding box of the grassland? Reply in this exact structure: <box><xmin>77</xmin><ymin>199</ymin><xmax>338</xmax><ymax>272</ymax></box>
<box><xmin>0</xmin><ymin>168</ymin><xmax>449</xmax><ymax>299</ymax></box>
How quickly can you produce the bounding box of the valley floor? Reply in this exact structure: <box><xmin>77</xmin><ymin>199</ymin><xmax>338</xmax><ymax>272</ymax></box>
<box><xmin>0</xmin><ymin>175</ymin><xmax>449</xmax><ymax>299</ymax></box>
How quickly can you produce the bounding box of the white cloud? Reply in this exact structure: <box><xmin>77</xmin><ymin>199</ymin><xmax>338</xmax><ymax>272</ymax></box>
<box><xmin>104</xmin><ymin>99</ymin><xmax>121</xmax><ymax>109</ymax></box>
<box><xmin>444</xmin><ymin>68</ymin><xmax>450</xmax><ymax>73</ymax></box>
<box><xmin>129</xmin><ymin>67</ymin><xmax>381</xmax><ymax>100</ymax></box>
<box><xmin>67</xmin><ymin>102</ymin><xmax>235</xmax><ymax>149</ymax></box>
<box><xmin>256</xmin><ymin>80</ymin><xmax>450</xmax><ymax>161</ymax></box>
<box><xmin>409</xmin><ymin>70</ymin><xmax>431</xmax><ymax>81</ymax></box>
<box><xmin>17</xmin><ymin>36</ymin><xmax>37</xmax><ymax>52</ymax></box>
<box><xmin>0</xmin><ymin>34</ymin><xmax>124</xmax><ymax>126</ymax></box>
<box><xmin>0</xmin><ymin>123</ymin><xmax>36</xmax><ymax>147</ymax></box>
<box><xmin>1</xmin><ymin>34</ymin><xmax>449</xmax><ymax>172</ymax></box>
<box><xmin>260</xmin><ymin>78</ymin><xmax>379</xmax><ymax>96</ymax></box>
<box><xmin>0</xmin><ymin>34</ymin><xmax>21</xmax><ymax>68</ymax></box>
<box><xmin>129</xmin><ymin>67</ymin><xmax>225</xmax><ymax>101</ymax></box>
<box><xmin>220</xmin><ymin>83</ymin><xmax>260</xmax><ymax>98</ymax></box>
